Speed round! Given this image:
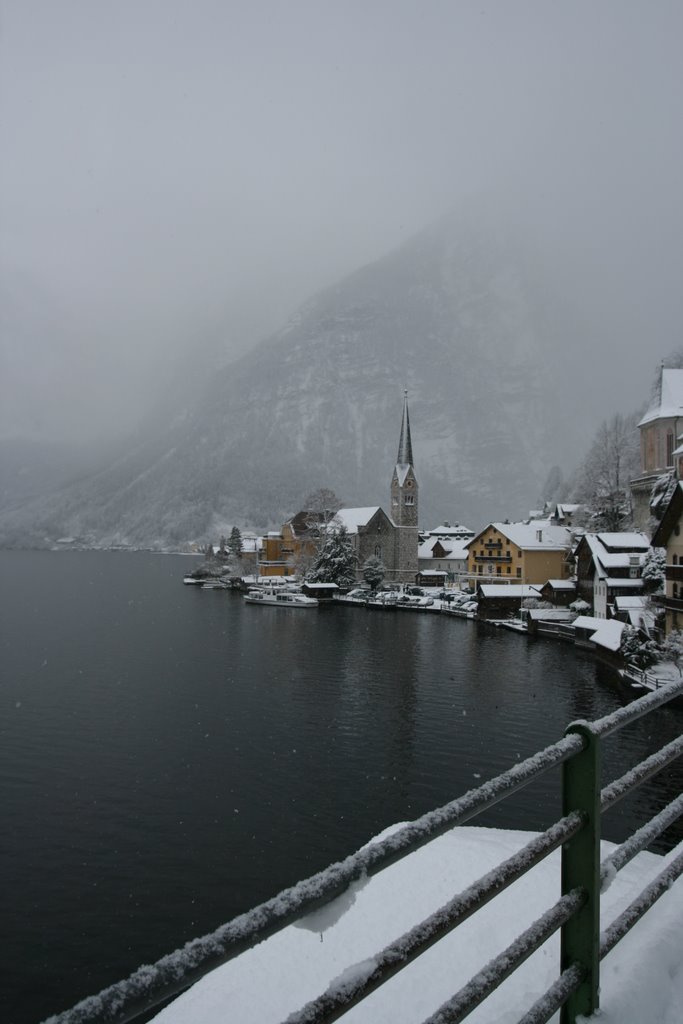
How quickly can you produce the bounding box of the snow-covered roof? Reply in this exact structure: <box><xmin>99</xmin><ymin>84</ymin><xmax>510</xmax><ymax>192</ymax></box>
<box><xmin>544</xmin><ymin>579</ymin><xmax>576</xmax><ymax>590</ymax></box>
<box><xmin>418</xmin><ymin>569</ymin><xmax>447</xmax><ymax>577</ymax></box>
<box><xmin>597</xmin><ymin>532</ymin><xmax>650</xmax><ymax>551</ymax></box>
<box><xmin>478</xmin><ymin>585</ymin><xmax>542</xmax><ymax>598</ymax></box>
<box><xmin>526</xmin><ymin>608</ymin><xmax>575</xmax><ymax>622</ymax></box>
<box><xmin>582</xmin><ymin>533</ymin><xmax>648</xmax><ymax>574</ymax></box>
<box><xmin>625</xmin><ymin>608</ymin><xmax>656</xmax><ymax>630</ymax></box>
<box><xmin>332</xmin><ymin>507</ymin><xmax>384</xmax><ymax>534</ymax></box>
<box><xmin>638</xmin><ymin>368</ymin><xmax>683</xmax><ymax>426</ymax></box>
<box><xmin>604</xmin><ymin>578</ymin><xmax>645</xmax><ymax>589</ymax></box>
<box><xmin>555</xmin><ymin>503</ymin><xmax>581</xmax><ymax>516</ymax></box>
<box><xmin>418</xmin><ymin>537</ymin><xmax>469</xmax><ymax>560</ymax></box>
<box><xmin>394</xmin><ymin>464</ymin><xmax>411</xmax><ymax>487</ymax></box>
<box><xmin>426</xmin><ymin>523</ymin><xmax>475</xmax><ymax>539</ymax></box>
<box><xmin>590</xmin><ymin>619</ymin><xmax>626</xmax><ymax>652</ymax></box>
<box><xmin>614</xmin><ymin>596</ymin><xmax>648</xmax><ymax>610</ymax></box>
<box><xmin>572</xmin><ymin>615</ymin><xmax>605</xmax><ymax>631</ymax></box>
<box><xmin>487</xmin><ymin>521</ymin><xmax>571</xmax><ymax>550</ymax></box>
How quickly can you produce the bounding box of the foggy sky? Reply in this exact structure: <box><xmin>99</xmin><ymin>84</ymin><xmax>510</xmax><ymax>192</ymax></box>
<box><xmin>2</xmin><ymin>0</ymin><xmax>682</xmax><ymax>443</ymax></box>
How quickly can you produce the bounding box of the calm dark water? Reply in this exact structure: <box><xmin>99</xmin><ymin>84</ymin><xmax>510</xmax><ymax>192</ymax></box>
<box><xmin>1</xmin><ymin>550</ymin><xmax>681</xmax><ymax>1024</ymax></box>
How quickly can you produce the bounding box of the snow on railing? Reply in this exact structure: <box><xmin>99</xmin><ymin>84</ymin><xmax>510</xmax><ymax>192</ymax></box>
<box><xmin>42</xmin><ymin>681</ymin><xmax>683</xmax><ymax>1024</ymax></box>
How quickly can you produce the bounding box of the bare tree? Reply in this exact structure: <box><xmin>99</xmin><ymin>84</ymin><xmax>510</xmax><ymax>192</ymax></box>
<box><xmin>572</xmin><ymin>411</ymin><xmax>641</xmax><ymax>530</ymax></box>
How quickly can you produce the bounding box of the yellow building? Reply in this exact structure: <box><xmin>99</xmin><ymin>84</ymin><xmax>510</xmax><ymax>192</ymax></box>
<box><xmin>466</xmin><ymin>522</ymin><xmax>572</xmax><ymax>586</ymax></box>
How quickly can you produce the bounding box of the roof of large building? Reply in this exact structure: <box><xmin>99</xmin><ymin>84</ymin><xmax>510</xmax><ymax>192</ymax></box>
<box><xmin>472</xmin><ymin>521</ymin><xmax>571</xmax><ymax>550</ymax></box>
<box><xmin>332</xmin><ymin>507</ymin><xmax>387</xmax><ymax>534</ymax></box>
<box><xmin>580</xmin><ymin>533</ymin><xmax>649</xmax><ymax>576</ymax></box>
<box><xmin>638</xmin><ymin>368</ymin><xmax>683</xmax><ymax>426</ymax></box>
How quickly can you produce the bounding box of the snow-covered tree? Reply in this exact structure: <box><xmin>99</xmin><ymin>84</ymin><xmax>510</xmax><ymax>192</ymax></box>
<box><xmin>659</xmin><ymin>629</ymin><xmax>683</xmax><ymax>677</ymax></box>
<box><xmin>362</xmin><ymin>554</ymin><xmax>386</xmax><ymax>591</ymax></box>
<box><xmin>619</xmin><ymin>625</ymin><xmax>659</xmax><ymax>670</ymax></box>
<box><xmin>306</xmin><ymin>524</ymin><xmax>357</xmax><ymax>588</ymax></box>
<box><xmin>641</xmin><ymin>546</ymin><xmax>665</xmax><ymax>594</ymax></box>
<box><xmin>228</xmin><ymin>525</ymin><xmax>243</xmax><ymax>557</ymax></box>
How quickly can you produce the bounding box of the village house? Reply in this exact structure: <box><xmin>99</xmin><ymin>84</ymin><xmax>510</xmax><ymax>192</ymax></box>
<box><xmin>631</xmin><ymin>367</ymin><xmax>683</xmax><ymax>530</ymax></box>
<box><xmin>651</xmin><ymin>481</ymin><xmax>683</xmax><ymax>635</ymax></box>
<box><xmin>550</xmin><ymin>503</ymin><xmax>584</xmax><ymax>528</ymax></box>
<box><xmin>539</xmin><ymin>579</ymin><xmax>577</xmax><ymax>606</ymax></box>
<box><xmin>475</xmin><ymin>583</ymin><xmax>542</xmax><ymax>620</ymax></box>
<box><xmin>574</xmin><ymin>532</ymin><xmax>650</xmax><ymax>619</ymax></box>
<box><xmin>417</xmin><ymin>533</ymin><xmax>469</xmax><ymax>580</ymax></box>
<box><xmin>466</xmin><ymin>521</ymin><xmax>572</xmax><ymax>586</ymax></box>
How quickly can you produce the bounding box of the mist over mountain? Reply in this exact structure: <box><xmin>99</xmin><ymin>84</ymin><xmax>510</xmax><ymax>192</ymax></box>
<box><xmin>0</xmin><ymin>209</ymin><xmax>637</xmax><ymax>548</ymax></box>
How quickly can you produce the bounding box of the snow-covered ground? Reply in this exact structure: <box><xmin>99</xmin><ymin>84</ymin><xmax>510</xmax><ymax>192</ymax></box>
<box><xmin>152</xmin><ymin>825</ymin><xmax>683</xmax><ymax>1024</ymax></box>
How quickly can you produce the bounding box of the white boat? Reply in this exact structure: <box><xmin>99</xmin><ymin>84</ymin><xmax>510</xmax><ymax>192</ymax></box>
<box><xmin>244</xmin><ymin>589</ymin><xmax>318</xmax><ymax>608</ymax></box>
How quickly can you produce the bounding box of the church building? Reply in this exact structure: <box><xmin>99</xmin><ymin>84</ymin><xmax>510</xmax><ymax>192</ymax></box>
<box><xmin>271</xmin><ymin>393</ymin><xmax>420</xmax><ymax>583</ymax></box>
<box><xmin>333</xmin><ymin>392</ymin><xmax>419</xmax><ymax>583</ymax></box>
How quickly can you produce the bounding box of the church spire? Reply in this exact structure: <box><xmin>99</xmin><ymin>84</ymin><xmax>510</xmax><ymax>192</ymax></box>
<box><xmin>397</xmin><ymin>390</ymin><xmax>414</xmax><ymax>467</ymax></box>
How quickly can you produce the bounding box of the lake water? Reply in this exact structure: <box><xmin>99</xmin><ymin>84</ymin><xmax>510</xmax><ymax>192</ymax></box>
<box><xmin>1</xmin><ymin>550</ymin><xmax>681</xmax><ymax>1024</ymax></box>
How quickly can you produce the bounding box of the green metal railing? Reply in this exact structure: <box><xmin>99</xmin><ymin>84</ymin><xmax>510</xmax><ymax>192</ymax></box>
<box><xmin>44</xmin><ymin>680</ymin><xmax>683</xmax><ymax>1024</ymax></box>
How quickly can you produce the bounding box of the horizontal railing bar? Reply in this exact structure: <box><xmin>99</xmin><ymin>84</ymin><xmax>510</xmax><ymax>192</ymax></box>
<box><xmin>418</xmin><ymin>889</ymin><xmax>586</xmax><ymax>1024</ymax></box>
<box><xmin>515</xmin><ymin>962</ymin><xmax>585</xmax><ymax>1024</ymax></box>
<box><xmin>600</xmin><ymin>846</ymin><xmax>683</xmax><ymax>960</ymax></box>
<box><xmin>281</xmin><ymin>814</ymin><xmax>584</xmax><ymax>1024</ymax></box>
<box><xmin>600</xmin><ymin>735</ymin><xmax>683</xmax><ymax>811</ymax></box>
<box><xmin>601</xmin><ymin>794</ymin><xmax>683</xmax><ymax>890</ymax></box>
<box><xmin>590</xmin><ymin>678</ymin><xmax>683</xmax><ymax>738</ymax></box>
<box><xmin>44</xmin><ymin>737</ymin><xmax>584</xmax><ymax>1024</ymax></box>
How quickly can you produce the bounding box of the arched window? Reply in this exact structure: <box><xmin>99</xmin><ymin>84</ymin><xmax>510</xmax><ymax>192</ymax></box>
<box><xmin>374</xmin><ymin>545</ymin><xmax>382</xmax><ymax>560</ymax></box>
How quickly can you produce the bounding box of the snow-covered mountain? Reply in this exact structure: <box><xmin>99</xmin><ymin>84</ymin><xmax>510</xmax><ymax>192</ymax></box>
<box><xmin>0</xmin><ymin>210</ymin><xmax>600</xmax><ymax>548</ymax></box>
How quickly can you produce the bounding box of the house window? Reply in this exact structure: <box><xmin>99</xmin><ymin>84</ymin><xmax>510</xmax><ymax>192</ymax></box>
<box><xmin>516</xmin><ymin>567</ymin><xmax>522</xmax><ymax>578</ymax></box>
<box><xmin>674</xmin><ymin>584</ymin><xmax>679</xmax><ymax>599</ymax></box>
<box><xmin>674</xmin><ymin>554</ymin><xmax>678</xmax><ymax>566</ymax></box>
<box><xmin>496</xmin><ymin>566</ymin><xmax>501</xmax><ymax>575</ymax></box>
<box><xmin>375</xmin><ymin>545</ymin><xmax>382</xmax><ymax>560</ymax></box>
<box><xmin>506</xmin><ymin>566</ymin><xmax>511</xmax><ymax>574</ymax></box>
<box><xmin>404</xmin><ymin>495</ymin><xmax>414</xmax><ymax>505</ymax></box>
<box><xmin>392</xmin><ymin>496</ymin><xmax>398</xmax><ymax>506</ymax></box>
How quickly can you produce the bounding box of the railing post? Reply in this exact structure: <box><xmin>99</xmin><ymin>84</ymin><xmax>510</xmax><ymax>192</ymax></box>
<box><xmin>560</xmin><ymin>721</ymin><xmax>601</xmax><ymax>1024</ymax></box>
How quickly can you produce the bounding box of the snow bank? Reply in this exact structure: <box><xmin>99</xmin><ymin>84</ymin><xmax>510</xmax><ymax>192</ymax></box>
<box><xmin>151</xmin><ymin>826</ymin><xmax>683</xmax><ymax>1024</ymax></box>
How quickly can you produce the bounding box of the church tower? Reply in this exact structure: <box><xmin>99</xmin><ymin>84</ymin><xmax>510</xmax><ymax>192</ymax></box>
<box><xmin>391</xmin><ymin>391</ymin><xmax>419</xmax><ymax>580</ymax></box>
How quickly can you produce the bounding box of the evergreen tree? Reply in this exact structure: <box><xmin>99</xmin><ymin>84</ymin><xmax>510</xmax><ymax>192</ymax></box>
<box><xmin>228</xmin><ymin>526</ymin><xmax>243</xmax><ymax>556</ymax></box>
<box><xmin>641</xmin><ymin>547</ymin><xmax>665</xmax><ymax>594</ymax></box>
<box><xmin>306</xmin><ymin>524</ymin><xmax>357</xmax><ymax>587</ymax></box>
<box><xmin>362</xmin><ymin>554</ymin><xmax>386</xmax><ymax>591</ymax></box>
<box><xmin>619</xmin><ymin>625</ymin><xmax>659</xmax><ymax>670</ymax></box>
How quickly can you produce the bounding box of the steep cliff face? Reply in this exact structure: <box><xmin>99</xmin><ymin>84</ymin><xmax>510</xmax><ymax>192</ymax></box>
<box><xmin>0</xmin><ymin>211</ymin><xmax>586</xmax><ymax>548</ymax></box>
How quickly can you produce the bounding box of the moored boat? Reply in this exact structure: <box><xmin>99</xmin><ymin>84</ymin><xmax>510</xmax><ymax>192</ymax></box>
<box><xmin>244</xmin><ymin>589</ymin><xmax>318</xmax><ymax>608</ymax></box>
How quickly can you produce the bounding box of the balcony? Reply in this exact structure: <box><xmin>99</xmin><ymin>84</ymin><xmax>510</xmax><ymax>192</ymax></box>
<box><xmin>666</xmin><ymin>565</ymin><xmax>683</xmax><ymax>582</ymax></box>
<box><xmin>473</xmin><ymin>555</ymin><xmax>512</xmax><ymax>564</ymax></box>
